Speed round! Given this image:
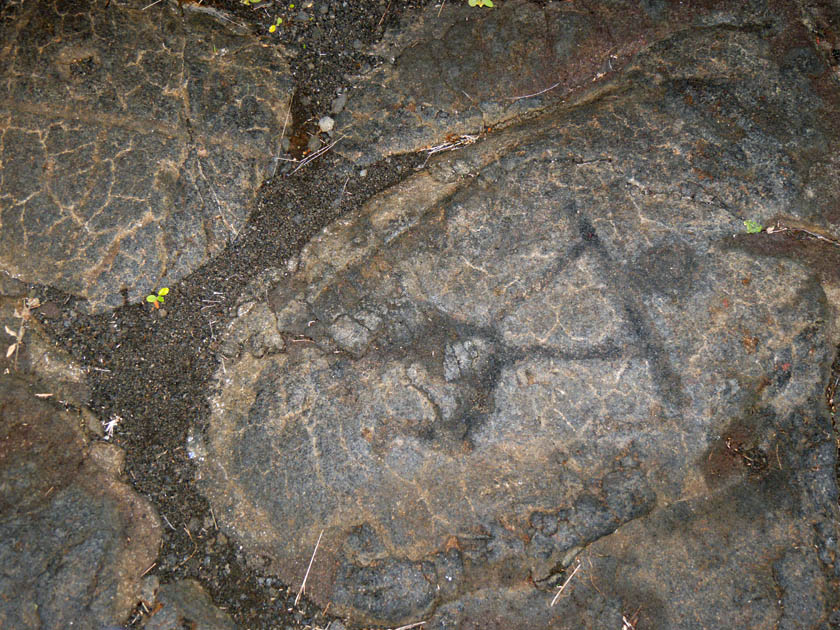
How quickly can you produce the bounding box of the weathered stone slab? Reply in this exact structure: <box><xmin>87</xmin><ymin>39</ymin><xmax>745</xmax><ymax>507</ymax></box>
<box><xmin>0</xmin><ymin>376</ymin><xmax>161</xmax><ymax>629</ymax></box>
<box><xmin>334</xmin><ymin>0</ymin><xmax>840</xmax><ymax>167</ymax></box>
<box><xmin>0</xmin><ymin>0</ymin><xmax>291</xmax><ymax>312</ymax></box>
<box><xmin>196</xmin><ymin>8</ymin><xmax>840</xmax><ymax>630</ymax></box>
<box><xmin>145</xmin><ymin>579</ymin><xmax>236</xmax><ymax>630</ymax></box>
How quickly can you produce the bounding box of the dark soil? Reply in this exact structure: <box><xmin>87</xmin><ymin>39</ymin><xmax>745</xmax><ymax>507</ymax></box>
<box><xmin>31</xmin><ymin>1</ymin><xmax>431</xmax><ymax>628</ymax></box>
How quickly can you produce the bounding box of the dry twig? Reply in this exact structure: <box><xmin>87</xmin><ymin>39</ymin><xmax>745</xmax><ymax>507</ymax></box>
<box><xmin>290</xmin><ymin>136</ymin><xmax>344</xmax><ymax>175</ymax></box>
<box><xmin>4</xmin><ymin>297</ymin><xmax>40</xmax><ymax>370</ymax></box>
<box><xmin>419</xmin><ymin>134</ymin><xmax>479</xmax><ymax>168</ymax></box>
<box><xmin>766</xmin><ymin>221</ymin><xmax>840</xmax><ymax>248</ymax></box>
<box><xmin>622</xmin><ymin>607</ymin><xmax>641</xmax><ymax>629</ymax></box>
<box><xmin>294</xmin><ymin>529</ymin><xmax>324</xmax><ymax>607</ymax></box>
<box><xmin>550</xmin><ymin>560</ymin><xmax>581</xmax><ymax>607</ymax></box>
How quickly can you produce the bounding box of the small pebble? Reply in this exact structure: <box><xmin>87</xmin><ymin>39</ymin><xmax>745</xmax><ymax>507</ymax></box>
<box><xmin>331</xmin><ymin>93</ymin><xmax>347</xmax><ymax>115</ymax></box>
<box><xmin>307</xmin><ymin>134</ymin><xmax>321</xmax><ymax>152</ymax></box>
<box><xmin>318</xmin><ymin>116</ymin><xmax>335</xmax><ymax>133</ymax></box>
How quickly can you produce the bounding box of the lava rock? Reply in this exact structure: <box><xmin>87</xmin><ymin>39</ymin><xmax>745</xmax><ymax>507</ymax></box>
<box><xmin>0</xmin><ymin>0</ymin><xmax>292</xmax><ymax>312</ymax></box>
<box><xmin>197</xmin><ymin>13</ymin><xmax>840</xmax><ymax>628</ymax></box>
<box><xmin>145</xmin><ymin>579</ymin><xmax>236</xmax><ymax>630</ymax></box>
<box><xmin>0</xmin><ymin>377</ymin><xmax>161</xmax><ymax>630</ymax></box>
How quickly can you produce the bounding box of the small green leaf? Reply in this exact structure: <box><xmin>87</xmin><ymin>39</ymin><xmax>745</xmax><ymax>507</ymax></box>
<box><xmin>468</xmin><ymin>0</ymin><xmax>479</xmax><ymax>5</ymax></box>
<box><xmin>146</xmin><ymin>295</ymin><xmax>157</xmax><ymax>303</ymax></box>
<box><xmin>158</xmin><ymin>287</ymin><xmax>169</xmax><ymax>297</ymax></box>
<box><xmin>484</xmin><ymin>0</ymin><xmax>494</xmax><ymax>5</ymax></box>
<box><xmin>744</xmin><ymin>220</ymin><xmax>763</xmax><ymax>234</ymax></box>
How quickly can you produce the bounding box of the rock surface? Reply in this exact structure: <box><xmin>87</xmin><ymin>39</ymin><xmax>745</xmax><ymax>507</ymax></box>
<box><xmin>335</xmin><ymin>0</ymin><xmax>840</xmax><ymax>167</ymax></box>
<box><xmin>0</xmin><ymin>376</ymin><xmax>161</xmax><ymax>629</ymax></box>
<box><xmin>197</xmin><ymin>5</ymin><xmax>840</xmax><ymax>628</ymax></box>
<box><xmin>0</xmin><ymin>0</ymin><xmax>292</xmax><ymax>312</ymax></box>
<box><xmin>145</xmin><ymin>579</ymin><xmax>237</xmax><ymax>630</ymax></box>
<box><xmin>0</xmin><ymin>281</ymin><xmax>162</xmax><ymax>629</ymax></box>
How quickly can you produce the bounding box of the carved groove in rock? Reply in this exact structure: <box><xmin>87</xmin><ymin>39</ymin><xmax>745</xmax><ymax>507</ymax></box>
<box><xmin>198</xmin><ymin>24</ymin><xmax>840</xmax><ymax>627</ymax></box>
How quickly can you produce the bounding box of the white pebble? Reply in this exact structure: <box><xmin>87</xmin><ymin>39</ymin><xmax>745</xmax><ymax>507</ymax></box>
<box><xmin>318</xmin><ymin>116</ymin><xmax>335</xmax><ymax>133</ymax></box>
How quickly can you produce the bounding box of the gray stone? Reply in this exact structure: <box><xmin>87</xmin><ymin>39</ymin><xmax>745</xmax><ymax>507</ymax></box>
<box><xmin>308</xmin><ymin>134</ymin><xmax>322</xmax><ymax>153</ymax></box>
<box><xmin>334</xmin><ymin>0</ymin><xmax>804</xmax><ymax>167</ymax></box>
<box><xmin>197</xmin><ymin>11</ymin><xmax>840</xmax><ymax>627</ymax></box>
<box><xmin>0</xmin><ymin>376</ymin><xmax>161</xmax><ymax>630</ymax></box>
<box><xmin>0</xmin><ymin>0</ymin><xmax>292</xmax><ymax>312</ymax></box>
<box><xmin>319</xmin><ymin>115</ymin><xmax>336</xmax><ymax>133</ymax></box>
<box><xmin>1</xmin><ymin>295</ymin><xmax>88</xmax><ymax>408</ymax></box>
<box><xmin>145</xmin><ymin>579</ymin><xmax>236</xmax><ymax>630</ymax></box>
<box><xmin>218</xmin><ymin>301</ymin><xmax>285</xmax><ymax>360</ymax></box>
<box><xmin>331</xmin><ymin>93</ymin><xmax>348</xmax><ymax>115</ymax></box>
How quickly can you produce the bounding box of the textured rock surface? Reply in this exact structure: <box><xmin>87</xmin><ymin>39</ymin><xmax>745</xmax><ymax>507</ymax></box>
<box><xmin>145</xmin><ymin>579</ymin><xmax>237</xmax><ymax>630</ymax></box>
<box><xmin>0</xmin><ymin>0</ymin><xmax>291</xmax><ymax>312</ymax></box>
<box><xmin>334</xmin><ymin>0</ymin><xmax>840</xmax><ymax>167</ymax></box>
<box><xmin>0</xmin><ymin>377</ymin><xmax>161</xmax><ymax>629</ymax></box>
<box><xmin>197</xmin><ymin>9</ymin><xmax>840</xmax><ymax>629</ymax></box>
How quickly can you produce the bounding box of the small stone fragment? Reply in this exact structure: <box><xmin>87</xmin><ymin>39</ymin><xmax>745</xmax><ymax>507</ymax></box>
<box><xmin>308</xmin><ymin>134</ymin><xmax>322</xmax><ymax>153</ymax></box>
<box><xmin>331</xmin><ymin>93</ymin><xmax>348</xmax><ymax>114</ymax></box>
<box><xmin>318</xmin><ymin>115</ymin><xmax>336</xmax><ymax>133</ymax></box>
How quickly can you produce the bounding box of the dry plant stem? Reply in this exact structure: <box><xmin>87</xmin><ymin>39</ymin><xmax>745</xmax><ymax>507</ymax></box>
<box><xmin>141</xmin><ymin>562</ymin><xmax>157</xmax><ymax>577</ymax></box>
<box><xmin>392</xmin><ymin>622</ymin><xmax>426</xmax><ymax>630</ymax></box>
<box><xmin>280</xmin><ymin>105</ymin><xmax>292</xmax><ymax>147</ymax></box>
<box><xmin>290</xmin><ymin>137</ymin><xmax>343</xmax><ymax>175</ymax></box>
<box><xmin>509</xmin><ymin>79</ymin><xmax>564</xmax><ymax>101</ymax></box>
<box><xmin>766</xmin><ymin>222</ymin><xmax>840</xmax><ymax>248</ymax></box>
<box><xmin>379</xmin><ymin>0</ymin><xmax>393</xmax><ymax>27</ymax></box>
<box><xmin>5</xmin><ymin>297</ymin><xmax>39</xmax><ymax>370</ymax></box>
<box><xmin>175</xmin><ymin>525</ymin><xmax>199</xmax><ymax>570</ymax></box>
<box><xmin>294</xmin><ymin>529</ymin><xmax>324</xmax><ymax>607</ymax></box>
<box><xmin>550</xmin><ymin>560</ymin><xmax>581</xmax><ymax>607</ymax></box>
<box><xmin>419</xmin><ymin>134</ymin><xmax>479</xmax><ymax>168</ymax></box>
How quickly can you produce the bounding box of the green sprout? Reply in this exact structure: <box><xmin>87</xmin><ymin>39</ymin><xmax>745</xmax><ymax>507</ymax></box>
<box><xmin>468</xmin><ymin>0</ymin><xmax>494</xmax><ymax>6</ymax></box>
<box><xmin>241</xmin><ymin>0</ymin><xmax>261</xmax><ymax>5</ymax></box>
<box><xmin>146</xmin><ymin>287</ymin><xmax>169</xmax><ymax>309</ymax></box>
<box><xmin>744</xmin><ymin>220</ymin><xmax>763</xmax><ymax>234</ymax></box>
<box><xmin>269</xmin><ymin>17</ymin><xmax>283</xmax><ymax>33</ymax></box>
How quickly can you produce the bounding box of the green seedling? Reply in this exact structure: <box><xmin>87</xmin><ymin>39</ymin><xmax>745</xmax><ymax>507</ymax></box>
<box><xmin>269</xmin><ymin>17</ymin><xmax>283</xmax><ymax>33</ymax></box>
<box><xmin>744</xmin><ymin>220</ymin><xmax>763</xmax><ymax>234</ymax></box>
<box><xmin>146</xmin><ymin>287</ymin><xmax>169</xmax><ymax>309</ymax></box>
<box><xmin>469</xmin><ymin>0</ymin><xmax>494</xmax><ymax>6</ymax></box>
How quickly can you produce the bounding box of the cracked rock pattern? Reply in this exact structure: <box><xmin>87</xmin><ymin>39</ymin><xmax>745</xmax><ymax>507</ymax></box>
<box><xmin>198</xmin><ymin>16</ymin><xmax>840</xmax><ymax>628</ymax></box>
<box><xmin>0</xmin><ymin>0</ymin><xmax>291</xmax><ymax>312</ymax></box>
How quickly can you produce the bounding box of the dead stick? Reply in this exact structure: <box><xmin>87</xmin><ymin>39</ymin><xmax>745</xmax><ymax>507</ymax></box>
<box><xmin>295</xmin><ymin>529</ymin><xmax>324</xmax><ymax>607</ymax></box>
<box><xmin>550</xmin><ymin>561</ymin><xmax>581</xmax><ymax>607</ymax></box>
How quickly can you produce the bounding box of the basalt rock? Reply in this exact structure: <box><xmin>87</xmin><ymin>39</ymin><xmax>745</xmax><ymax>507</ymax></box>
<box><xmin>0</xmin><ymin>377</ymin><xmax>161</xmax><ymax>629</ymax></box>
<box><xmin>197</xmin><ymin>7</ymin><xmax>840</xmax><ymax>628</ymax></box>
<box><xmin>0</xmin><ymin>0</ymin><xmax>291</xmax><ymax>312</ymax></box>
